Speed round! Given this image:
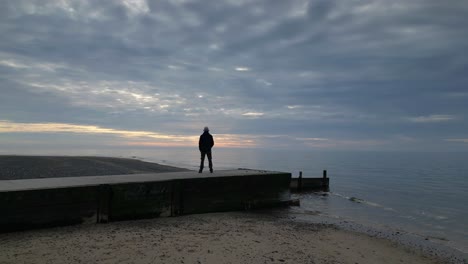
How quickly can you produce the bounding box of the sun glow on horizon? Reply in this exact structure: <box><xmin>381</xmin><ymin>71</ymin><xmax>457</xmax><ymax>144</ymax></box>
<box><xmin>0</xmin><ymin>120</ymin><xmax>258</xmax><ymax>148</ymax></box>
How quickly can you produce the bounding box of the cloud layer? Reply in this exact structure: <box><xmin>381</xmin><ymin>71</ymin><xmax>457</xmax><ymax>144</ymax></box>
<box><xmin>1</xmin><ymin>0</ymin><xmax>468</xmax><ymax>151</ymax></box>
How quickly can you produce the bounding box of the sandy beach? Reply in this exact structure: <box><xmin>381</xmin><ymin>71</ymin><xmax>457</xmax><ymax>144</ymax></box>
<box><xmin>0</xmin><ymin>211</ymin><xmax>453</xmax><ymax>264</ymax></box>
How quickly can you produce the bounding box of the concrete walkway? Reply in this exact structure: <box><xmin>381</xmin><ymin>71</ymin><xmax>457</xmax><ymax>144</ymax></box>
<box><xmin>0</xmin><ymin>169</ymin><xmax>285</xmax><ymax>192</ymax></box>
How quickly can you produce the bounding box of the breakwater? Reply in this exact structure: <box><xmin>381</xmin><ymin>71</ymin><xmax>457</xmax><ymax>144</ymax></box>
<box><xmin>0</xmin><ymin>169</ymin><xmax>291</xmax><ymax>231</ymax></box>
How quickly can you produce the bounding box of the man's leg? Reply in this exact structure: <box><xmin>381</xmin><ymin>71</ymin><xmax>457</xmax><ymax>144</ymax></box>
<box><xmin>207</xmin><ymin>152</ymin><xmax>213</xmax><ymax>173</ymax></box>
<box><xmin>199</xmin><ymin>152</ymin><xmax>206</xmax><ymax>173</ymax></box>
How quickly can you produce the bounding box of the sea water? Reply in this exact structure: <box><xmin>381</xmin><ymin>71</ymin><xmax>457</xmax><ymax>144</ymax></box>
<box><xmin>3</xmin><ymin>147</ymin><xmax>467</xmax><ymax>254</ymax></box>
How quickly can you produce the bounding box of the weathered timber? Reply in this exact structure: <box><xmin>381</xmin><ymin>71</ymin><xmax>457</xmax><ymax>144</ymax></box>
<box><xmin>0</xmin><ymin>169</ymin><xmax>291</xmax><ymax>232</ymax></box>
<box><xmin>290</xmin><ymin>170</ymin><xmax>329</xmax><ymax>192</ymax></box>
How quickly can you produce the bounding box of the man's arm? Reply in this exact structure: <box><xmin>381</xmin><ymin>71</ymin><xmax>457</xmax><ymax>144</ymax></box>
<box><xmin>199</xmin><ymin>135</ymin><xmax>202</xmax><ymax>151</ymax></box>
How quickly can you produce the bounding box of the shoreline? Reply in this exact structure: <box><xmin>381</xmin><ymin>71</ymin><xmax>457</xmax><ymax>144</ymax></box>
<box><xmin>286</xmin><ymin>207</ymin><xmax>466</xmax><ymax>264</ymax></box>
<box><xmin>0</xmin><ymin>211</ymin><xmax>456</xmax><ymax>264</ymax></box>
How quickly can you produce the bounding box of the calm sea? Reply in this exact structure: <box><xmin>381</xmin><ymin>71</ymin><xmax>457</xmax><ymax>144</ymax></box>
<box><xmin>3</xmin><ymin>147</ymin><xmax>468</xmax><ymax>254</ymax></box>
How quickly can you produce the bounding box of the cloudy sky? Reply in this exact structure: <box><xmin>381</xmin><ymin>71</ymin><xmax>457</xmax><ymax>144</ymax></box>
<box><xmin>1</xmin><ymin>0</ymin><xmax>467</xmax><ymax>152</ymax></box>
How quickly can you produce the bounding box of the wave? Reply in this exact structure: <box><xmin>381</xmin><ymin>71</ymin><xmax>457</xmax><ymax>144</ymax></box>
<box><xmin>332</xmin><ymin>193</ymin><xmax>396</xmax><ymax>212</ymax></box>
<box><xmin>332</xmin><ymin>193</ymin><xmax>450</xmax><ymax>223</ymax></box>
<box><xmin>417</xmin><ymin>210</ymin><xmax>449</xmax><ymax>221</ymax></box>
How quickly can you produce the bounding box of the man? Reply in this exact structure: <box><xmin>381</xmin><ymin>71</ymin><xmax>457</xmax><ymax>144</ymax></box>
<box><xmin>199</xmin><ymin>126</ymin><xmax>214</xmax><ymax>173</ymax></box>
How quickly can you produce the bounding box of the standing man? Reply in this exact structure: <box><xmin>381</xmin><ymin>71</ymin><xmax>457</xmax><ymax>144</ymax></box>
<box><xmin>199</xmin><ymin>126</ymin><xmax>214</xmax><ymax>173</ymax></box>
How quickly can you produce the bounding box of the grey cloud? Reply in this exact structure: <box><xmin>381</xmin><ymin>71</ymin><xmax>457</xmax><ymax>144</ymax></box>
<box><xmin>1</xmin><ymin>0</ymin><xmax>468</xmax><ymax>150</ymax></box>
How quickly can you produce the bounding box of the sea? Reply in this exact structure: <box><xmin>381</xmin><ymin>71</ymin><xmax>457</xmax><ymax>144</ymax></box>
<box><xmin>3</xmin><ymin>147</ymin><xmax>468</xmax><ymax>257</ymax></box>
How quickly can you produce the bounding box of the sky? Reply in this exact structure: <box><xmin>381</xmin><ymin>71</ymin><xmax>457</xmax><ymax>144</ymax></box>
<box><xmin>1</xmin><ymin>0</ymin><xmax>468</xmax><ymax>152</ymax></box>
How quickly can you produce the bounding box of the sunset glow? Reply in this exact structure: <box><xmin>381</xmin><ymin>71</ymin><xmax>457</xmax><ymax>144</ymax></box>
<box><xmin>0</xmin><ymin>120</ymin><xmax>258</xmax><ymax>148</ymax></box>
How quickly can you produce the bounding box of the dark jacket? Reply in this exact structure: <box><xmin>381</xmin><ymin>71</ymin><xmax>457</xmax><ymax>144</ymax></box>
<box><xmin>199</xmin><ymin>132</ymin><xmax>214</xmax><ymax>153</ymax></box>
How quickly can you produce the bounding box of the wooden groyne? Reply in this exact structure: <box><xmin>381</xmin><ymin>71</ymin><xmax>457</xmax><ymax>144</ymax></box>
<box><xmin>0</xmin><ymin>170</ymin><xmax>291</xmax><ymax>232</ymax></box>
<box><xmin>290</xmin><ymin>170</ymin><xmax>329</xmax><ymax>192</ymax></box>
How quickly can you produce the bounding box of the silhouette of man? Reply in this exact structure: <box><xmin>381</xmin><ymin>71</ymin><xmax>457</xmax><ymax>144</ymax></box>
<box><xmin>199</xmin><ymin>126</ymin><xmax>214</xmax><ymax>173</ymax></box>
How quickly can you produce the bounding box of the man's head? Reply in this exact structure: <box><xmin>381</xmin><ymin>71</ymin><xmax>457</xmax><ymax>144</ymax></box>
<box><xmin>203</xmin><ymin>126</ymin><xmax>209</xmax><ymax>132</ymax></box>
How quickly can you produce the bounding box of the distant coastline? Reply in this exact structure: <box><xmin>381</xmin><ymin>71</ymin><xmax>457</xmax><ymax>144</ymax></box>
<box><xmin>0</xmin><ymin>155</ymin><xmax>189</xmax><ymax>180</ymax></box>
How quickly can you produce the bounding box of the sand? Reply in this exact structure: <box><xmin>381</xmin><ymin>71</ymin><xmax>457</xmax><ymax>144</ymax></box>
<box><xmin>0</xmin><ymin>212</ymin><xmax>449</xmax><ymax>264</ymax></box>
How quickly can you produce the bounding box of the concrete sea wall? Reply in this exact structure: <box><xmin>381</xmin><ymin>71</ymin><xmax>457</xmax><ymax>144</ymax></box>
<box><xmin>0</xmin><ymin>170</ymin><xmax>291</xmax><ymax>232</ymax></box>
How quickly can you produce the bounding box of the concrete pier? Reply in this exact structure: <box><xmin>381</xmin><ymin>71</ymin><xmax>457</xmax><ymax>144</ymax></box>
<box><xmin>0</xmin><ymin>169</ymin><xmax>291</xmax><ymax>231</ymax></box>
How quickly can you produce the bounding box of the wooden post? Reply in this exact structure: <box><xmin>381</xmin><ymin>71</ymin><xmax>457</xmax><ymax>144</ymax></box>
<box><xmin>322</xmin><ymin>170</ymin><xmax>327</xmax><ymax>188</ymax></box>
<box><xmin>298</xmin><ymin>171</ymin><xmax>303</xmax><ymax>192</ymax></box>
